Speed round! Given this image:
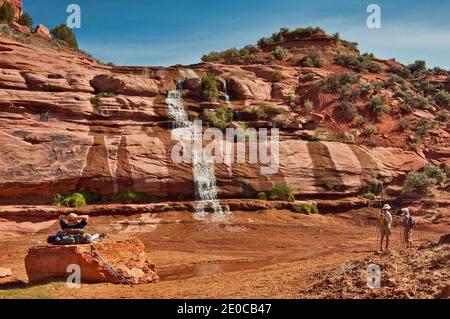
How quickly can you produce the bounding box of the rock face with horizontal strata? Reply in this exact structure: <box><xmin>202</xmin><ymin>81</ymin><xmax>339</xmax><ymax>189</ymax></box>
<box><xmin>24</xmin><ymin>238</ymin><xmax>158</xmax><ymax>284</ymax></box>
<box><xmin>0</xmin><ymin>30</ymin><xmax>446</xmax><ymax>205</ymax></box>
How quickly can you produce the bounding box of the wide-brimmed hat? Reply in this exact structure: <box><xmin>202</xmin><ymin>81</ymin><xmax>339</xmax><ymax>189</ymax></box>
<box><xmin>401</xmin><ymin>208</ymin><xmax>410</xmax><ymax>214</ymax></box>
<box><xmin>382</xmin><ymin>204</ymin><xmax>391</xmax><ymax>210</ymax></box>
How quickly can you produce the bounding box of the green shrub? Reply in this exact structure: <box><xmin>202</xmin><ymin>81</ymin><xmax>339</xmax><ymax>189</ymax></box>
<box><xmin>303</xmin><ymin>73</ymin><xmax>316</xmax><ymax>81</ymax></box>
<box><xmin>201</xmin><ymin>74</ymin><xmax>219</xmax><ymax>101</ymax></box>
<box><xmin>431</xmin><ymin>67</ymin><xmax>449</xmax><ymax>76</ymax></box>
<box><xmin>303</xmin><ymin>99</ymin><xmax>314</xmax><ymax>112</ymax></box>
<box><xmin>292</xmin><ymin>203</ymin><xmax>319</xmax><ymax>215</ymax></box>
<box><xmin>17</xmin><ymin>12</ymin><xmax>33</xmax><ymax>27</ymax></box>
<box><xmin>271</xmin><ymin>71</ymin><xmax>284</xmax><ymax>82</ymax></box>
<box><xmin>298</xmin><ymin>49</ymin><xmax>324</xmax><ymax>68</ymax></box>
<box><xmin>435</xmin><ymin>110</ymin><xmax>449</xmax><ymax>122</ymax></box>
<box><xmin>54</xmin><ymin>192</ymin><xmax>87</xmax><ymax>208</ymax></box>
<box><xmin>257</xmin><ymin>192</ymin><xmax>267</xmax><ymax>200</ymax></box>
<box><xmin>254</xmin><ymin>104</ymin><xmax>285</xmax><ymax>119</ymax></box>
<box><xmin>433</xmin><ymin>90</ymin><xmax>450</xmax><ymax>106</ymax></box>
<box><xmin>319</xmin><ymin>72</ymin><xmax>361</xmax><ymax>93</ymax></box>
<box><xmin>403</xmin><ymin>165</ymin><xmax>446</xmax><ymax>194</ymax></box>
<box><xmin>323</xmin><ymin>182</ymin><xmax>341</xmax><ymax>192</ymax></box>
<box><xmin>268</xmin><ymin>183</ymin><xmax>295</xmax><ymax>202</ymax></box>
<box><xmin>423</xmin><ymin>164</ymin><xmax>447</xmax><ymax>184</ymax></box>
<box><xmin>366</xmin><ymin>95</ymin><xmax>390</xmax><ymax>118</ymax></box>
<box><xmin>90</xmin><ymin>91</ymin><xmax>116</xmax><ymax>108</ymax></box>
<box><xmin>334</xmin><ymin>53</ymin><xmax>381</xmax><ymax>73</ymax></box>
<box><xmin>340</xmin><ymin>101</ymin><xmax>359</xmax><ymax>121</ymax></box>
<box><xmin>0</xmin><ymin>2</ymin><xmax>15</xmax><ymax>23</ymax></box>
<box><xmin>272</xmin><ymin>46</ymin><xmax>288</xmax><ymax>60</ymax></box>
<box><xmin>363</xmin><ymin>125</ymin><xmax>376</xmax><ymax>137</ymax></box>
<box><xmin>415</xmin><ymin>119</ymin><xmax>434</xmax><ymax>139</ymax></box>
<box><xmin>396</xmin><ymin>118</ymin><xmax>411</xmax><ymax>131</ymax></box>
<box><xmin>204</xmin><ymin>106</ymin><xmax>233</xmax><ymax>130</ymax></box>
<box><xmin>406</xmin><ymin>94</ymin><xmax>431</xmax><ymax>110</ymax></box>
<box><xmin>50</xmin><ymin>24</ymin><xmax>78</xmax><ymax>49</ymax></box>
<box><xmin>388</xmin><ymin>65</ymin><xmax>412</xmax><ymax>78</ymax></box>
<box><xmin>407</xmin><ymin>60</ymin><xmax>427</xmax><ymax>77</ymax></box>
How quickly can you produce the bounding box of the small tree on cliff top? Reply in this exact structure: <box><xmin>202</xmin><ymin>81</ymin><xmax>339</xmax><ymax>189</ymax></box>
<box><xmin>17</xmin><ymin>12</ymin><xmax>33</xmax><ymax>28</ymax></box>
<box><xmin>50</xmin><ymin>23</ymin><xmax>78</xmax><ymax>49</ymax></box>
<box><xmin>0</xmin><ymin>2</ymin><xmax>15</xmax><ymax>24</ymax></box>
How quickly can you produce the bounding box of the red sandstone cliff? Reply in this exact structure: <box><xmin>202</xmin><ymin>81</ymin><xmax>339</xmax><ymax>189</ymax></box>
<box><xmin>0</xmin><ymin>24</ymin><xmax>448</xmax><ymax>205</ymax></box>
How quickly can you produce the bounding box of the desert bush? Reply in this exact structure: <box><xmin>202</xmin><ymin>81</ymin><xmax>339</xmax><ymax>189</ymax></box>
<box><xmin>254</xmin><ymin>104</ymin><xmax>285</xmax><ymax>119</ymax></box>
<box><xmin>54</xmin><ymin>192</ymin><xmax>86</xmax><ymax>208</ymax></box>
<box><xmin>406</xmin><ymin>94</ymin><xmax>431</xmax><ymax>110</ymax></box>
<box><xmin>423</xmin><ymin>164</ymin><xmax>447</xmax><ymax>184</ymax></box>
<box><xmin>393</xmin><ymin>89</ymin><xmax>409</xmax><ymax>100</ymax></box>
<box><xmin>388</xmin><ymin>65</ymin><xmax>412</xmax><ymax>78</ymax></box>
<box><xmin>334</xmin><ymin>53</ymin><xmax>381</xmax><ymax>73</ymax></box>
<box><xmin>204</xmin><ymin>106</ymin><xmax>233</xmax><ymax>130</ymax></box>
<box><xmin>268</xmin><ymin>184</ymin><xmax>295</xmax><ymax>202</ymax></box>
<box><xmin>257</xmin><ymin>192</ymin><xmax>267</xmax><ymax>200</ymax></box>
<box><xmin>403</xmin><ymin>165</ymin><xmax>446</xmax><ymax>194</ymax></box>
<box><xmin>396</xmin><ymin>118</ymin><xmax>411</xmax><ymax>131</ymax></box>
<box><xmin>319</xmin><ymin>72</ymin><xmax>361</xmax><ymax>93</ymax></box>
<box><xmin>272</xmin><ymin>46</ymin><xmax>289</xmax><ymax>60</ymax></box>
<box><xmin>298</xmin><ymin>49</ymin><xmax>324</xmax><ymax>68</ymax></box>
<box><xmin>366</xmin><ymin>95</ymin><xmax>390</xmax><ymax>118</ymax></box>
<box><xmin>0</xmin><ymin>2</ymin><xmax>15</xmax><ymax>23</ymax></box>
<box><xmin>303</xmin><ymin>99</ymin><xmax>314</xmax><ymax>112</ymax></box>
<box><xmin>50</xmin><ymin>24</ymin><xmax>78</xmax><ymax>49</ymax></box>
<box><xmin>430</xmin><ymin>67</ymin><xmax>449</xmax><ymax>76</ymax></box>
<box><xmin>17</xmin><ymin>12</ymin><xmax>33</xmax><ymax>27</ymax></box>
<box><xmin>415</xmin><ymin>119</ymin><xmax>434</xmax><ymax>140</ymax></box>
<box><xmin>271</xmin><ymin>71</ymin><xmax>284</xmax><ymax>82</ymax></box>
<box><xmin>302</xmin><ymin>73</ymin><xmax>316</xmax><ymax>81</ymax></box>
<box><xmin>340</xmin><ymin>100</ymin><xmax>359</xmax><ymax>120</ymax></box>
<box><xmin>363</xmin><ymin>125</ymin><xmax>376</xmax><ymax>137</ymax></box>
<box><xmin>435</xmin><ymin>110</ymin><xmax>449</xmax><ymax>122</ymax></box>
<box><xmin>433</xmin><ymin>90</ymin><xmax>450</xmax><ymax>106</ymax></box>
<box><xmin>90</xmin><ymin>91</ymin><xmax>115</xmax><ymax>108</ymax></box>
<box><xmin>201</xmin><ymin>74</ymin><xmax>219</xmax><ymax>101</ymax></box>
<box><xmin>358</xmin><ymin>83</ymin><xmax>374</xmax><ymax>97</ymax></box>
<box><xmin>407</xmin><ymin>60</ymin><xmax>427</xmax><ymax>77</ymax></box>
<box><xmin>292</xmin><ymin>203</ymin><xmax>319</xmax><ymax>214</ymax></box>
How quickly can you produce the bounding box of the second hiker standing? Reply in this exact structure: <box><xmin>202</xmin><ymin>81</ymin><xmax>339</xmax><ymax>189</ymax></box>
<box><xmin>379</xmin><ymin>204</ymin><xmax>393</xmax><ymax>252</ymax></box>
<box><xmin>401</xmin><ymin>208</ymin><xmax>415</xmax><ymax>248</ymax></box>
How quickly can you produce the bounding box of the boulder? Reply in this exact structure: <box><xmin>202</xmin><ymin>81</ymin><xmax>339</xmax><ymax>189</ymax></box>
<box><xmin>34</xmin><ymin>24</ymin><xmax>52</xmax><ymax>40</ymax></box>
<box><xmin>10</xmin><ymin>21</ymin><xmax>30</xmax><ymax>34</ymax></box>
<box><xmin>90</xmin><ymin>74</ymin><xmax>160</xmax><ymax>97</ymax></box>
<box><xmin>25</xmin><ymin>238</ymin><xmax>158</xmax><ymax>284</ymax></box>
<box><xmin>228</xmin><ymin>76</ymin><xmax>272</xmax><ymax>100</ymax></box>
<box><xmin>0</xmin><ymin>267</ymin><xmax>12</xmax><ymax>278</ymax></box>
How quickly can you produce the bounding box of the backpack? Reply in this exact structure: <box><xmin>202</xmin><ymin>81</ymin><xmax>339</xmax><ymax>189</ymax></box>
<box><xmin>408</xmin><ymin>216</ymin><xmax>416</xmax><ymax>228</ymax></box>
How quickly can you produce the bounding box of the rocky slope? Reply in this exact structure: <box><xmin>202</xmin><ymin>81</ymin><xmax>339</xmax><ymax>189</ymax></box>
<box><xmin>0</xmin><ymin>25</ymin><xmax>448</xmax><ymax>206</ymax></box>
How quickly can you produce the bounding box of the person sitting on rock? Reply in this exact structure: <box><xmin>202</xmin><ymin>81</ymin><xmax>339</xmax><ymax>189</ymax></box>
<box><xmin>379</xmin><ymin>204</ymin><xmax>393</xmax><ymax>252</ymax></box>
<box><xmin>47</xmin><ymin>213</ymin><xmax>99</xmax><ymax>245</ymax></box>
<box><xmin>59</xmin><ymin>213</ymin><xmax>89</xmax><ymax>233</ymax></box>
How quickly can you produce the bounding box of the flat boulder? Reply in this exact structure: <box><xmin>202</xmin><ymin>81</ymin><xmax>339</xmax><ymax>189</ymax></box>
<box><xmin>25</xmin><ymin>238</ymin><xmax>158</xmax><ymax>284</ymax></box>
<box><xmin>34</xmin><ymin>24</ymin><xmax>52</xmax><ymax>40</ymax></box>
<box><xmin>0</xmin><ymin>267</ymin><xmax>12</xmax><ymax>278</ymax></box>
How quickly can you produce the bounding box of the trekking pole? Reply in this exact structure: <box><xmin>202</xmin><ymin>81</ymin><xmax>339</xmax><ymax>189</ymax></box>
<box><xmin>91</xmin><ymin>247</ymin><xmax>133</xmax><ymax>287</ymax></box>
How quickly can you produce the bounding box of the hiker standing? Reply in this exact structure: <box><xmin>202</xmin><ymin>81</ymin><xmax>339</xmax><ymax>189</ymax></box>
<box><xmin>379</xmin><ymin>204</ymin><xmax>393</xmax><ymax>252</ymax></box>
<box><xmin>401</xmin><ymin>208</ymin><xmax>415</xmax><ymax>248</ymax></box>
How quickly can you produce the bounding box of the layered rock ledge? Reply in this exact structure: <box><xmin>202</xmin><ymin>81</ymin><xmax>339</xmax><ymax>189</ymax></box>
<box><xmin>25</xmin><ymin>238</ymin><xmax>158</xmax><ymax>284</ymax></box>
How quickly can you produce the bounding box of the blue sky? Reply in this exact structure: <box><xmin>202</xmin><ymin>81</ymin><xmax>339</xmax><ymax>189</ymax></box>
<box><xmin>23</xmin><ymin>0</ymin><xmax>450</xmax><ymax>68</ymax></box>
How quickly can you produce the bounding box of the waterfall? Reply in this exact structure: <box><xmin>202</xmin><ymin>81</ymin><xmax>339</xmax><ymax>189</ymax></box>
<box><xmin>166</xmin><ymin>87</ymin><xmax>230</xmax><ymax>222</ymax></box>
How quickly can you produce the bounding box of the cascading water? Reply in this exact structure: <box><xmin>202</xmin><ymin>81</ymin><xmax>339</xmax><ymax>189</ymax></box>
<box><xmin>166</xmin><ymin>85</ymin><xmax>230</xmax><ymax>222</ymax></box>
